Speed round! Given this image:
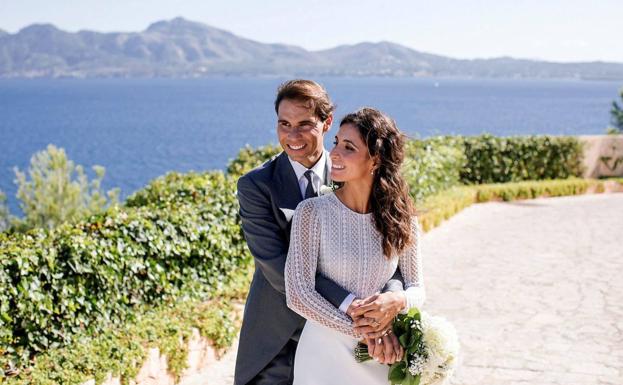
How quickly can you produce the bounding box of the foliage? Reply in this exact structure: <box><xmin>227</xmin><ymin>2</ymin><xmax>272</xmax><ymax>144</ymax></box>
<box><xmin>0</xmin><ymin>191</ymin><xmax>11</xmax><ymax>233</ymax></box>
<box><xmin>472</xmin><ymin>178</ymin><xmax>597</xmax><ymax>202</ymax></box>
<box><xmin>417</xmin><ymin>186</ymin><xmax>475</xmax><ymax>232</ymax></box>
<box><xmin>459</xmin><ymin>134</ymin><xmax>584</xmax><ymax>184</ymax></box>
<box><xmin>226</xmin><ymin>144</ymin><xmax>282</xmax><ymax>178</ymax></box>
<box><xmin>4</xmin><ymin>296</ymin><xmax>239</xmax><ymax>385</ymax></box>
<box><xmin>12</xmin><ymin>144</ymin><xmax>120</xmax><ymax>231</ymax></box>
<box><xmin>417</xmin><ymin>178</ymin><xmax>612</xmax><ymax>232</ymax></box>
<box><xmin>0</xmin><ymin>171</ymin><xmax>250</xmax><ymax>374</ymax></box>
<box><xmin>403</xmin><ymin>137</ymin><xmax>466</xmax><ymax>203</ymax></box>
<box><xmin>611</xmin><ymin>88</ymin><xmax>623</xmax><ymax>132</ymax></box>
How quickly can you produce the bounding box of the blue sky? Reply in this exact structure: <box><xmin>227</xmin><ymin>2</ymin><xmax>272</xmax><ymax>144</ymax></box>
<box><xmin>1</xmin><ymin>0</ymin><xmax>621</xmax><ymax>62</ymax></box>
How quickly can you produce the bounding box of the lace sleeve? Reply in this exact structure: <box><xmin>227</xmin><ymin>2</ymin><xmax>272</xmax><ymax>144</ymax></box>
<box><xmin>285</xmin><ymin>199</ymin><xmax>358</xmax><ymax>338</ymax></box>
<box><xmin>398</xmin><ymin>216</ymin><xmax>426</xmax><ymax>311</ymax></box>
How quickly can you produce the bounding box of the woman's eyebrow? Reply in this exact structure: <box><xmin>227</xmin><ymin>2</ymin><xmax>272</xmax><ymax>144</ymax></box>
<box><xmin>342</xmin><ymin>139</ymin><xmax>359</xmax><ymax>149</ymax></box>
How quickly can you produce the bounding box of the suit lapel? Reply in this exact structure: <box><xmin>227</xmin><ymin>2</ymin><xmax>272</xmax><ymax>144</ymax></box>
<box><xmin>274</xmin><ymin>150</ymin><xmax>331</xmax><ymax>227</ymax></box>
<box><xmin>274</xmin><ymin>152</ymin><xmax>303</xmax><ymax>214</ymax></box>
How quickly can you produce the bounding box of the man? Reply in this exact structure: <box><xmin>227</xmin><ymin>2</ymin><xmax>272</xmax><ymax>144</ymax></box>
<box><xmin>234</xmin><ymin>80</ymin><xmax>405</xmax><ymax>385</ymax></box>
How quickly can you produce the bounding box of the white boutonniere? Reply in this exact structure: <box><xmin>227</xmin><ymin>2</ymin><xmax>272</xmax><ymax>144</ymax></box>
<box><xmin>319</xmin><ymin>184</ymin><xmax>335</xmax><ymax>196</ymax></box>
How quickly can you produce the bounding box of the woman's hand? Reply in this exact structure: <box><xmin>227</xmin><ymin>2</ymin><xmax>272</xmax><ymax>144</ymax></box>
<box><xmin>351</xmin><ymin>292</ymin><xmax>406</xmax><ymax>338</ymax></box>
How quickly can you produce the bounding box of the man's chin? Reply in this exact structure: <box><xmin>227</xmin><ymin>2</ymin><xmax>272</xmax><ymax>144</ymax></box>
<box><xmin>285</xmin><ymin>151</ymin><xmax>309</xmax><ymax>162</ymax></box>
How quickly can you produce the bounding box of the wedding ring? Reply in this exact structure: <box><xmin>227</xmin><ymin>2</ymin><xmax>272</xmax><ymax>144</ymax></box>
<box><xmin>377</xmin><ymin>338</ymin><xmax>382</xmax><ymax>344</ymax></box>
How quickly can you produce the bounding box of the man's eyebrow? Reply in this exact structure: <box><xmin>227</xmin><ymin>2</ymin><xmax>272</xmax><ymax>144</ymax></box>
<box><xmin>278</xmin><ymin>118</ymin><xmax>315</xmax><ymax>122</ymax></box>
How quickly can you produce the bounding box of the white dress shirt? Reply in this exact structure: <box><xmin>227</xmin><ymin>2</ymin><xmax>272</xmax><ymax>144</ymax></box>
<box><xmin>288</xmin><ymin>151</ymin><xmax>327</xmax><ymax>199</ymax></box>
<box><xmin>288</xmin><ymin>151</ymin><xmax>356</xmax><ymax>313</ymax></box>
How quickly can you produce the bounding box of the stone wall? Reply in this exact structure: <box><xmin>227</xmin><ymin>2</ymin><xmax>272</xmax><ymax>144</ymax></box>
<box><xmin>579</xmin><ymin>135</ymin><xmax>623</xmax><ymax>178</ymax></box>
<box><xmin>79</xmin><ymin>328</ymin><xmax>226</xmax><ymax>385</ymax></box>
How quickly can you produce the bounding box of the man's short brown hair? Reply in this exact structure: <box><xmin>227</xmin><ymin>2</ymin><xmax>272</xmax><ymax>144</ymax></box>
<box><xmin>274</xmin><ymin>79</ymin><xmax>335</xmax><ymax>122</ymax></box>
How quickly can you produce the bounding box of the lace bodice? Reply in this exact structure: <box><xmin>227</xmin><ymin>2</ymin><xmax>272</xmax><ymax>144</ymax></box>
<box><xmin>285</xmin><ymin>193</ymin><xmax>425</xmax><ymax>338</ymax></box>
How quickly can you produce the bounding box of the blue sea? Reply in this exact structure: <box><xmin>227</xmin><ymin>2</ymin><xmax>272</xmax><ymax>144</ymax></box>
<box><xmin>1</xmin><ymin>77</ymin><xmax>621</xmax><ymax>216</ymax></box>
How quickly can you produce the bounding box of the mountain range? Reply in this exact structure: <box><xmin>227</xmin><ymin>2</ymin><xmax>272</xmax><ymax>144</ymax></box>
<box><xmin>0</xmin><ymin>17</ymin><xmax>622</xmax><ymax>80</ymax></box>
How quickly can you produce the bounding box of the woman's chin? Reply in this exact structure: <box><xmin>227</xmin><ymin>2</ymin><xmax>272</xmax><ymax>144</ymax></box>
<box><xmin>330</xmin><ymin>171</ymin><xmax>346</xmax><ymax>182</ymax></box>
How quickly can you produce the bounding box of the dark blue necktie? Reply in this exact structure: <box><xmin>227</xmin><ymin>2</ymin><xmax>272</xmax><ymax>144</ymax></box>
<box><xmin>304</xmin><ymin>170</ymin><xmax>317</xmax><ymax>199</ymax></box>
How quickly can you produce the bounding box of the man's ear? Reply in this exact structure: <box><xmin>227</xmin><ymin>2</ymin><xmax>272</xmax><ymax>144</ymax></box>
<box><xmin>322</xmin><ymin>115</ymin><xmax>333</xmax><ymax>133</ymax></box>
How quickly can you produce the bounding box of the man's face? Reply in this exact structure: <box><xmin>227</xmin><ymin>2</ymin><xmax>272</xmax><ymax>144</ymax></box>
<box><xmin>277</xmin><ymin>99</ymin><xmax>332</xmax><ymax>168</ymax></box>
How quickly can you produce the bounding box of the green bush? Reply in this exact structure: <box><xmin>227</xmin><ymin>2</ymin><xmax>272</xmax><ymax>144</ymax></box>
<box><xmin>417</xmin><ymin>178</ymin><xmax>612</xmax><ymax>232</ymax></box>
<box><xmin>459</xmin><ymin>134</ymin><xmax>584</xmax><ymax>184</ymax></box>
<box><xmin>0</xmin><ymin>171</ymin><xmax>250</xmax><ymax>372</ymax></box>
<box><xmin>12</xmin><ymin>144</ymin><xmax>119</xmax><ymax>232</ymax></box>
<box><xmin>473</xmin><ymin>178</ymin><xmax>596</xmax><ymax>202</ymax></box>
<box><xmin>611</xmin><ymin>88</ymin><xmax>623</xmax><ymax>132</ymax></box>
<box><xmin>403</xmin><ymin>136</ymin><xmax>466</xmax><ymax>202</ymax></box>
<box><xmin>226</xmin><ymin>144</ymin><xmax>282</xmax><ymax>178</ymax></box>
<box><xmin>4</xmin><ymin>296</ymin><xmax>239</xmax><ymax>385</ymax></box>
<box><xmin>0</xmin><ymin>191</ymin><xmax>11</xmax><ymax>233</ymax></box>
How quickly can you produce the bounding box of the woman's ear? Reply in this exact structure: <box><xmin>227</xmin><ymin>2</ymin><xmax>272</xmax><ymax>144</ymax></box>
<box><xmin>370</xmin><ymin>156</ymin><xmax>380</xmax><ymax>174</ymax></box>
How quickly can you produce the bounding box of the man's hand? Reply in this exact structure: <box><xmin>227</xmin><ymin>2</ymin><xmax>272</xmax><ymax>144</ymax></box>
<box><xmin>346</xmin><ymin>298</ymin><xmax>364</xmax><ymax>319</ymax></box>
<box><xmin>352</xmin><ymin>292</ymin><xmax>406</xmax><ymax>338</ymax></box>
<box><xmin>365</xmin><ymin>331</ymin><xmax>404</xmax><ymax>364</ymax></box>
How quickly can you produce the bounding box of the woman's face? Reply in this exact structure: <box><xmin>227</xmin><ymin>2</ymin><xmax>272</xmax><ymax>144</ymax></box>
<box><xmin>329</xmin><ymin>123</ymin><xmax>376</xmax><ymax>183</ymax></box>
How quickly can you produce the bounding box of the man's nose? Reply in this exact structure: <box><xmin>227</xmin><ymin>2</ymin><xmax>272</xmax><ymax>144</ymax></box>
<box><xmin>288</xmin><ymin>131</ymin><xmax>303</xmax><ymax>139</ymax></box>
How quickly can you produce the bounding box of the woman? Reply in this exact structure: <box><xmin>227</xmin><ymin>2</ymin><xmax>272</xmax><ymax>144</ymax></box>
<box><xmin>284</xmin><ymin>107</ymin><xmax>425</xmax><ymax>384</ymax></box>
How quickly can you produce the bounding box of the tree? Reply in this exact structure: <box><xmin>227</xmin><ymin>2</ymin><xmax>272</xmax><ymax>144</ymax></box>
<box><xmin>0</xmin><ymin>190</ymin><xmax>10</xmax><ymax>232</ymax></box>
<box><xmin>611</xmin><ymin>88</ymin><xmax>623</xmax><ymax>132</ymax></box>
<box><xmin>13</xmin><ymin>144</ymin><xmax>120</xmax><ymax>230</ymax></box>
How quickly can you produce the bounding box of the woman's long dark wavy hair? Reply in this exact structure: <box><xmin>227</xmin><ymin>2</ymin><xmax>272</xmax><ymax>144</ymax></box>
<box><xmin>340</xmin><ymin>107</ymin><xmax>415</xmax><ymax>258</ymax></box>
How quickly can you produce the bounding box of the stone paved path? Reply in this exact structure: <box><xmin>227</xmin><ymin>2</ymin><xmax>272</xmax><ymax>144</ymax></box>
<box><xmin>208</xmin><ymin>193</ymin><xmax>623</xmax><ymax>385</ymax></box>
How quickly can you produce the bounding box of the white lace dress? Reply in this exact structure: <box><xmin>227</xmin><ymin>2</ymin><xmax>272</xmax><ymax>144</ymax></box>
<box><xmin>285</xmin><ymin>193</ymin><xmax>425</xmax><ymax>384</ymax></box>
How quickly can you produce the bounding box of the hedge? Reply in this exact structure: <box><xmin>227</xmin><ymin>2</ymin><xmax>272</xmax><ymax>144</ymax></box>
<box><xmin>0</xmin><ymin>171</ymin><xmax>249</xmax><ymax>374</ymax></box>
<box><xmin>226</xmin><ymin>144</ymin><xmax>281</xmax><ymax>178</ymax></box>
<box><xmin>225</xmin><ymin>135</ymin><xmax>585</xmax><ymax>202</ymax></box>
<box><xmin>460</xmin><ymin>134</ymin><xmax>584</xmax><ymax>184</ymax></box>
<box><xmin>417</xmin><ymin>178</ymin><xmax>611</xmax><ymax>232</ymax></box>
<box><xmin>403</xmin><ymin>136</ymin><xmax>465</xmax><ymax>202</ymax></box>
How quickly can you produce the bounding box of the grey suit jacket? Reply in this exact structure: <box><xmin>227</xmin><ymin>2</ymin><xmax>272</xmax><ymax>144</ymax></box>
<box><xmin>233</xmin><ymin>151</ymin><xmax>402</xmax><ymax>385</ymax></box>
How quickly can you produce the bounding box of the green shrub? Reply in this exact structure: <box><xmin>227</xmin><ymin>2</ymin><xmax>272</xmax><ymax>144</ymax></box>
<box><xmin>611</xmin><ymin>88</ymin><xmax>623</xmax><ymax>132</ymax></box>
<box><xmin>12</xmin><ymin>144</ymin><xmax>119</xmax><ymax>232</ymax></box>
<box><xmin>0</xmin><ymin>191</ymin><xmax>11</xmax><ymax>233</ymax></box>
<box><xmin>4</xmin><ymin>296</ymin><xmax>238</xmax><ymax>385</ymax></box>
<box><xmin>0</xmin><ymin>171</ymin><xmax>250</xmax><ymax>372</ymax></box>
<box><xmin>417</xmin><ymin>178</ymin><xmax>612</xmax><ymax>232</ymax></box>
<box><xmin>226</xmin><ymin>144</ymin><xmax>282</xmax><ymax>178</ymax></box>
<box><xmin>403</xmin><ymin>137</ymin><xmax>466</xmax><ymax>202</ymax></box>
<box><xmin>473</xmin><ymin>178</ymin><xmax>595</xmax><ymax>202</ymax></box>
<box><xmin>460</xmin><ymin>135</ymin><xmax>584</xmax><ymax>184</ymax></box>
<box><xmin>417</xmin><ymin>186</ymin><xmax>474</xmax><ymax>232</ymax></box>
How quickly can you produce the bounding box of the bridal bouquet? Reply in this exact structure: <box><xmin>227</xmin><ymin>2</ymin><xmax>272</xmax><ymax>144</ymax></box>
<box><xmin>354</xmin><ymin>308</ymin><xmax>459</xmax><ymax>385</ymax></box>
